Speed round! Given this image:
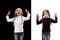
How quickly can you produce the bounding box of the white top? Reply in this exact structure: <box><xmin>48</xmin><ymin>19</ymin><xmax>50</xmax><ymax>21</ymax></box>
<box><xmin>6</xmin><ymin>13</ymin><xmax>30</xmax><ymax>33</ymax></box>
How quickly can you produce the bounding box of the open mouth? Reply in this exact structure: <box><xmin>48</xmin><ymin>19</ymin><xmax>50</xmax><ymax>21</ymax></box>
<box><xmin>18</xmin><ymin>12</ymin><xmax>20</xmax><ymax>14</ymax></box>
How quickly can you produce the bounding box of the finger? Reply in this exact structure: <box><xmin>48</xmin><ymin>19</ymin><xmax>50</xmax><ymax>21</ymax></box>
<box><xmin>54</xmin><ymin>13</ymin><xmax>57</xmax><ymax>17</ymax></box>
<box><xmin>25</xmin><ymin>8</ymin><xmax>27</xmax><ymax>11</ymax></box>
<box><xmin>8</xmin><ymin>10</ymin><xmax>10</xmax><ymax>13</ymax></box>
<box><xmin>7</xmin><ymin>11</ymin><xmax>10</xmax><ymax>15</ymax></box>
<box><xmin>9</xmin><ymin>10</ymin><xmax>10</xmax><ymax>13</ymax></box>
<box><xmin>36</xmin><ymin>14</ymin><xmax>39</xmax><ymax>16</ymax></box>
<box><xmin>36</xmin><ymin>14</ymin><xmax>39</xmax><ymax>18</ymax></box>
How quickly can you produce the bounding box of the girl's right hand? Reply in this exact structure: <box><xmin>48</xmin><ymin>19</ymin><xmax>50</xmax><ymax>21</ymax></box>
<box><xmin>54</xmin><ymin>13</ymin><xmax>57</xmax><ymax>17</ymax></box>
<box><xmin>36</xmin><ymin>14</ymin><xmax>39</xmax><ymax>19</ymax></box>
<box><xmin>7</xmin><ymin>10</ymin><xmax>10</xmax><ymax>16</ymax></box>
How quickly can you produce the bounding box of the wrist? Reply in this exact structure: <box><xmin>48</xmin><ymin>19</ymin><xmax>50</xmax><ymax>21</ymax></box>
<box><xmin>26</xmin><ymin>11</ymin><xmax>29</xmax><ymax>13</ymax></box>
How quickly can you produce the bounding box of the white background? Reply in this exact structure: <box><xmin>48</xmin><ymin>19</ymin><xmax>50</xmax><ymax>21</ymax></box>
<box><xmin>31</xmin><ymin>0</ymin><xmax>60</xmax><ymax>40</ymax></box>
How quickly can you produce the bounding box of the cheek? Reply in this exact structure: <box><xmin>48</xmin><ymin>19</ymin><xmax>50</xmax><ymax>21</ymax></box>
<box><xmin>16</xmin><ymin>11</ymin><xmax>18</xmax><ymax>13</ymax></box>
<box><xmin>44</xmin><ymin>14</ymin><xmax>46</xmax><ymax>16</ymax></box>
<box><xmin>20</xmin><ymin>11</ymin><xmax>23</xmax><ymax>13</ymax></box>
<box><xmin>47</xmin><ymin>14</ymin><xmax>49</xmax><ymax>16</ymax></box>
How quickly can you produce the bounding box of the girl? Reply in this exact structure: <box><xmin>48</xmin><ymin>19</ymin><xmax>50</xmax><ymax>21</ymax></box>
<box><xmin>36</xmin><ymin>10</ymin><xmax>57</xmax><ymax>40</ymax></box>
<box><xmin>6</xmin><ymin>8</ymin><xmax>30</xmax><ymax>40</ymax></box>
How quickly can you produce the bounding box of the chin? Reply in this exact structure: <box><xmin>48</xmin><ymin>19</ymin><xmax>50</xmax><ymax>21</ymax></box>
<box><xmin>17</xmin><ymin>15</ymin><xmax>20</xmax><ymax>16</ymax></box>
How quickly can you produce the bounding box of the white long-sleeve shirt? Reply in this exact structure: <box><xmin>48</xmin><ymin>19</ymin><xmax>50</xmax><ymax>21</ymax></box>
<box><xmin>6</xmin><ymin>13</ymin><xmax>30</xmax><ymax>33</ymax></box>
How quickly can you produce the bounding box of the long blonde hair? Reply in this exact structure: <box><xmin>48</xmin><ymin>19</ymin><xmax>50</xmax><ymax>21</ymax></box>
<box><xmin>14</xmin><ymin>8</ymin><xmax>23</xmax><ymax>17</ymax></box>
<box><xmin>13</xmin><ymin>8</ymin><xmax>23</xmax><ymax>25</ymax></box>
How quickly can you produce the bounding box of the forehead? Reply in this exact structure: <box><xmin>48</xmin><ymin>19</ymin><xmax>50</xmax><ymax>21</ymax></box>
<box><xmin>16</xmin><ymin>8</ymin><xmax>22</xmax><ymax>10</ymax></box>
<box><xmin>44</xmin><ymin>11</ymin><xmax>47</xmax><ymax>13</ymax></box>
<box><xmin>44</xmin><ymin>10</ymin><xmax>49</xmax><ymax>13</ymax></box>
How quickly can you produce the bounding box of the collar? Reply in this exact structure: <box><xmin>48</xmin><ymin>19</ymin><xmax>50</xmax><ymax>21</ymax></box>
<box><xmin>16</xmin><ymin>15</ymin><xmax>22</xmax><ymax>18</ymax></box>
<box><xmin>43</xmin><ymin>16</ymin><xmax>49</xmax><ymax>18</ymax></box>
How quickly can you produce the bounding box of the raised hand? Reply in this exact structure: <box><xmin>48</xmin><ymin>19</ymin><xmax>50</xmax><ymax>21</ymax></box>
<box><xmin>7</xmin><ymin>10</ymin><xmax>10</xmax><ymax>16</ymax></box>
<box><xmin>25</xmin><ymin>9</ymin><xmax>29</xmax><ymax>13</ymax></box>
<box><xmin>54</xmin><ymin>13</ymin><xmax>57</xmax><ymax>17</ymax></box>
<box><xmin>36</xmin><ymin>14</ymin><xmax>39</xmax><ymax>19</ymax></box>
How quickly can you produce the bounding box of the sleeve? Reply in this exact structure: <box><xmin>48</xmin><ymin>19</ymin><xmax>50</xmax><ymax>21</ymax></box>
<box><xmin>6</xmin><ymin>15</ymin><xmax>14</xmax><ymax>22</ymax></box>
<box><xmin>36</xmin><ymin>18</ymin><xmax>42</xmax><ymax>25</ymax></box>
<box><xmin>51</xmin><ymin>17</ymin><xmax>57</xmax><ymax>23</ymax></box>
<box><xmin>23</xmin><ymin>13</ymin><xmax>30</xmax><ymax>21</ymax></box>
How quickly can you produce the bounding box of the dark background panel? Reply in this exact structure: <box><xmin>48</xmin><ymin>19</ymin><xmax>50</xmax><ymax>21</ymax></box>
<box><xmin>0</xmin><ymin>0</ymin><xmax>31</xmax><ymax>40</ymax></box>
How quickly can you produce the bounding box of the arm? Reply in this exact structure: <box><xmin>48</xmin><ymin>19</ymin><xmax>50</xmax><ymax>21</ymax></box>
<box><xmin>51</xmin><ymin>13</ymin><xmax>58</xmax><ymax>23</ymax></box>
<box><xmin>6</xmin><ymin>10</ymin><xmax>14</xmax><ymax>22</ymax></box>
<box><xmin>23</xmin><ymin>9</ymin><xmax>30</xmax><ymax>21</ymax></box>
<box><xmin>23</xmin><ymin>12</ymin><xmax>30</xmax><ymax>21</ymax></box>
<box><xmin>51</xmin><ymin>17</ymin><xmax>57</xmax><ymax>23</ymax></box>
<box><xmin>6</xmin><ymin>16</ymin><xmax>14</xmax><ymax>22</ymax></box>
<box><xmin>36</xmin><ymin>18</ymin><xmax>42</xmax><ymax>25</ymax></box>
<box><xmin>36</xmin><ymin>14</ymin><xmax>42</xmax><ymax>25</ymax></box>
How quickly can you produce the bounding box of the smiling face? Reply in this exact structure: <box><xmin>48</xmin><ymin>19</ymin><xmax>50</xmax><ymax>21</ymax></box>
<box><xmin>14</xmin><ymin>8</ymin><xmax>23</xmax><ymax>16</ymax></box>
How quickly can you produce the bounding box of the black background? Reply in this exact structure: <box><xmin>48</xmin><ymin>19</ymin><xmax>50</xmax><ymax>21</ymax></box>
<box><xmin>0</xmin><ymin>0</ymin><xmax>31</xmax><ymax>40</ymax></box>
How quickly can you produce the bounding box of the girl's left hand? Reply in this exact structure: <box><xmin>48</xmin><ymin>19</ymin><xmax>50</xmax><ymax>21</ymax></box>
<box><xmin>25</xmin><ymin>9</ymin><xmax>29</xmax><ymax>13</ymax></box>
